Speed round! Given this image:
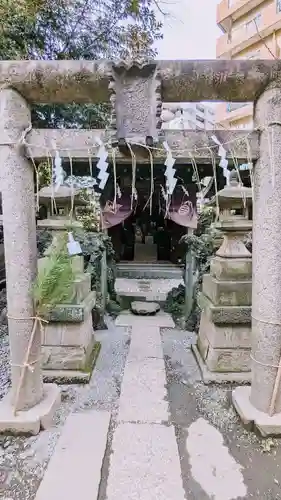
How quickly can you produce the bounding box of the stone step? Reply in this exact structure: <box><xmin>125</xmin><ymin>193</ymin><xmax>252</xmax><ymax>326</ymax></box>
<box><xmin>35</xmin><ymin>410</ymin><xmax>110</xmax><ymax>500</ymax></box>
<box><xmin>116</xmin><ymin>263</ymin><xmax>183</xmax><ymax>280</ymax></box>
<box><xmin>116</xmin><ymin>277</ymin><xmax>183</xmax><ymax>304</ymax></box>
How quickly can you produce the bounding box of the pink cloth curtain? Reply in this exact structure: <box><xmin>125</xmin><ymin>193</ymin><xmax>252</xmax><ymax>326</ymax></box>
<box><xmin>101</xmin><ymin>197</ymin><xmax>132</xmax><ymax>229</ymax></box>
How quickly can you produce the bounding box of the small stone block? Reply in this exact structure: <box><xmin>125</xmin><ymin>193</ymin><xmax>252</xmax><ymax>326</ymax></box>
<box><xmin>198</xmin><ymin>309</ymin><xmax>251</xmax><ymax>348</ymax></box>
<box><xmin>198</xmin><ymin>293</ymin><xmax>251</xmax><ymax>324</ymax></box>
<box><xmin>42</xmin><ymin>335</ymin><xmax>95</xmax><ymax>370</ymax></box>
<box><xmin>35</xmin><ymin>411</ymin><xmax>111</xmax><ymax>500</ymax></box>
<box><xmin>232</xmin><ymin>386</ymin><xmax>281</xmax><ymax>437</ymax></box>
<box><xmin>0</xmin><ymin>384</ymin><xmax>61</xmax><ymax>435</ymax></box>
<box><xmin>210</xmin><ymin>256</ymin><xmax>252</xmax><ymax>281</ymax></box>
<box><xmin>46</xmin><ymin>291</ymin><xmax>96</xmax><ymax>322</ymax></box>
<box><xmin>43</xmin><ymin>342</ymin><xmax>101</xmax><ymax>384</ymax></box>
<box><xmin>130</xmin><ymin>301</ymin><xmax>160</xmax><ymax>316</ymax></box>
<box><xmin>43</xmin><ymin>313</ymin><xmax>93</xmax><ymax>347</ymax></box>
<box><xmin>192</xmin><ymin>344</ymin><xmax>251</xmax><ymax>384</ymax></box>
<box><xmin>202</xmin><ymin>274</ymin><xmax>252</xmax><ymax>306</ymax></box>
<box><xmin>200</xmin><ymin>342</ymin><xmax>251</xmax><ymax>372</ymax></box>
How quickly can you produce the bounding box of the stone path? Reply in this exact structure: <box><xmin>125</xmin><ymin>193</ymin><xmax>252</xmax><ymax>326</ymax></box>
<box><xmin>106</xmin><ymin>319</ymin><xmax>186</xmax><ymax>499</ymax></box>
<box><xmin>2</xmin><ymin>314</ymin><xmax>281</xmax><ymax>499</ymax></box>
<box><xmin>35</xmin><ymin>411</ymin><xmax>110</xmax><ymax>500</ymax></box>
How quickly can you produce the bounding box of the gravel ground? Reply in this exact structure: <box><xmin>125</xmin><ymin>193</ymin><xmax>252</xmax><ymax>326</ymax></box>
<box><xmin>162</xmin><ymin>327</ymin><xmax>281</xmax><ymax>499</ymax></box>
<box><xmin>0</xmin><ymin>315</ymin><xmax>130</xmax><ymax>500</ymax></box>
<box><xmin>1</xmin><ymin>319</ymin><xmax>281</xmax><ymax>499</ymax></box>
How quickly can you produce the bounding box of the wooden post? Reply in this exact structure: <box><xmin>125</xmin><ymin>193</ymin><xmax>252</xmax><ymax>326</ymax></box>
<box><xmin>185</xmin><ymin>228</ymin><xmax>194</xmax><ymax>321</ymax></box>
<box><xmin>100</xmin><ymin>230</ymin><xmax>108</xmax><ymax>314</ymax></box>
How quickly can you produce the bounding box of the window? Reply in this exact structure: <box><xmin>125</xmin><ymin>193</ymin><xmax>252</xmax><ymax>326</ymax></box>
<box><xmin>277</xmin><ymin>0</ymin><xmax>281</xmax><ymax>13</ymax></box>
<box><xmin>226</xmin><ymin>102</ymin><xmax>247</xmax><ymax>113</ymax></box>
<box><xmin>196</xmin><ymin>104</ymin><xmax>204</xmax><ymax>113</ymax></box>
<box><xmin>246</xmin><ymin>13</ymin><xmax>261</xmax><ymax>32</ymax></box>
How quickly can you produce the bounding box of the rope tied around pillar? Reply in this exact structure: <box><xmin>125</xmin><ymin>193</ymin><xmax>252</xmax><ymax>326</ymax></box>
<box><xmin>7</xmin><ymin>314</ymin><xmax>48</xmax><ymax>416</ymax></box>
<box><xmin>252</xmin><ymin>313</ymin><xmax>281</xmax><ymax>416</ymax></box>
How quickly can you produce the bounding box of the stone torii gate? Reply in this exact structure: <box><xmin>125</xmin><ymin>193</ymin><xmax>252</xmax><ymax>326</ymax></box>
<box><xmin>0</xmin><ymin>58</ymin><xmax>279</xmax><ymax>435</ymax></box>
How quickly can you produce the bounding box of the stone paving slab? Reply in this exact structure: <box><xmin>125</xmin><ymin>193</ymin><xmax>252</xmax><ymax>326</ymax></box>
<box><xmin>116</xmin><ymin>310</ymin><xmax>175</xmax><ymax>328</ymax></box>
<box><xmin>35</xmin><ymin>410</ymin><xmax>110</xmax><ymax>500</ymax></box>
<box><xmin>118</xmin><ymin>358</ymin><xmax>169</xmax><ymax>422</ymax></box>
<box><xmin>106</xmin><ymin>422</ymin><xmax>185</xmax><ymax>500</ymax></box>
<box><xmin>127</xmin><ymin>326</ymin><xmax>163</xmax><ymax>362</ymax></box>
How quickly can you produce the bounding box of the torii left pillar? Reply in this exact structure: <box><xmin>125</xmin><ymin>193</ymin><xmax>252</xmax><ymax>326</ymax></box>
<box><xmin>0</xmin><ymin>88</ymin><xmax>60</xmax><ymax>435</ymax></box>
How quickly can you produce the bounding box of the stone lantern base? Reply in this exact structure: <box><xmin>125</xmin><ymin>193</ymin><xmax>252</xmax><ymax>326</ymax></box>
<box><xmin>39</xmin><ymin>256</ymin><xmax>98</xmax><ymax>384</ymax></box>
<box><xmin>192</xmin><ymin>252</ymin><xmax>252</xmax><ymax>383</ymax></box>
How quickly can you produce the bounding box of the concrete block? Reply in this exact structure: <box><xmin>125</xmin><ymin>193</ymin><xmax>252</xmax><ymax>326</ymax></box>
<box><xmin>35</xmin><ymin>411</ymin><xmax>111</xmax><ymax>500</ymax></box>
<box><xmin>199</xmin><ymin>309</ymin><xmax>251</xmax><ymax>348</ymax></box>
<box><xmin>202</xmin><ymin>274</ymin><xmax>252</xmax><ymax>306</ymax></box>
<box><xmin>0</xmin><ymin>384</ymin><xmax>61</xmax><ymax>435</ymax></box>
<box><xmin>198</xmin><ymin>293</ymin><xmax>251</xmax><ymax>324</ymax></box>
<box><xmin>210</xmin><ymin>255</ymin><xmax>252</xmax><ymax>281</ymax></box>
<box><xmin>232</xmin><ymin>386</ymin><xmax>281</xmax><ymax>437</ymax></box>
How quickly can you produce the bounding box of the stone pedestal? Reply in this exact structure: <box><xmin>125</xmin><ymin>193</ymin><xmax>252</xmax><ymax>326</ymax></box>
<box><xmin>38</xmin><ymin>187</ymin><xmax>98</xmax><ymax>383</ymax></box>
<box><xmin>0</xmin><ymin>88</ymin><xmax>60</xmax><ymax>434</ymax></box>
<box><xmin>232</xmin><ymin>86</ymin><xmax>281</xmax><ymax>435</ymax></box>
<box><xmin>193</xmin><ymin>171</ymin><xmax>253</xmax><ymax>383</ymax></box>
<box><xmin>40</xmin><ymin>257</ymin><xmax>97</xmax><ymax>383</ymax></box>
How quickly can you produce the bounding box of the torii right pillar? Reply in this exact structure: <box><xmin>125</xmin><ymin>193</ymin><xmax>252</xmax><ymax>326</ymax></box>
<box><xmin>233</xmin><ymin>85</ymin><xmax>281</xmax><ymax>436</ymax></box>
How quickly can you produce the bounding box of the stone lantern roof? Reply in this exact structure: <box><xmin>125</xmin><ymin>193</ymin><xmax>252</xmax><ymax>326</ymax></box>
<box><xmin>209</xmin><ymin>170</ymin><xmax>252</xmax><ymax>211</ymax></box>
<box><xmin>39</xmin><ymin>185</ymin><xmax>86</xmax><ymax>207</ymax></box>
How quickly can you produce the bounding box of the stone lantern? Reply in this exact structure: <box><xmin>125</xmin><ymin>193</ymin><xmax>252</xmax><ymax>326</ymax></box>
<box><xmin>37</xmin><ymin>185</ymin><xmax>97</xmax><ymax>383</ymax></box>
<box><xmin>38</xmin><ymin>185</ymin><xmax>85</xmax><ymax>252</ymax></box>
<box><xmin>193</xmin><ymin>170</ymin><xmax>253</xmax><ymax>383</ymax></box>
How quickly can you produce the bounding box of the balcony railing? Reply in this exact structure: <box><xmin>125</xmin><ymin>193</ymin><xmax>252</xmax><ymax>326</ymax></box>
<box><xmin>217</xmin><ymin>0</ymin><xmax>272</xmax><ymax>31</ymax></box>
<box><xmin>217</xmin><ymin>2</ymin><xmax>281</xmax><ymax>57</ymax></box>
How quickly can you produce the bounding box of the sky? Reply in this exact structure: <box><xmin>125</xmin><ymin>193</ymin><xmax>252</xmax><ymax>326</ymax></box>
<box><xmin>155</xmin><ymin>0</ymin><xmax>220</xmax><ymax>59</ymax></box>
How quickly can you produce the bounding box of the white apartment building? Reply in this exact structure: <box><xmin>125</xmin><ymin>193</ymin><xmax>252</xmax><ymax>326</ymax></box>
<box><xmin>161</xmin><ymin>102</ymin><xmax>215</xmax><ymax>130</ymax></box>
